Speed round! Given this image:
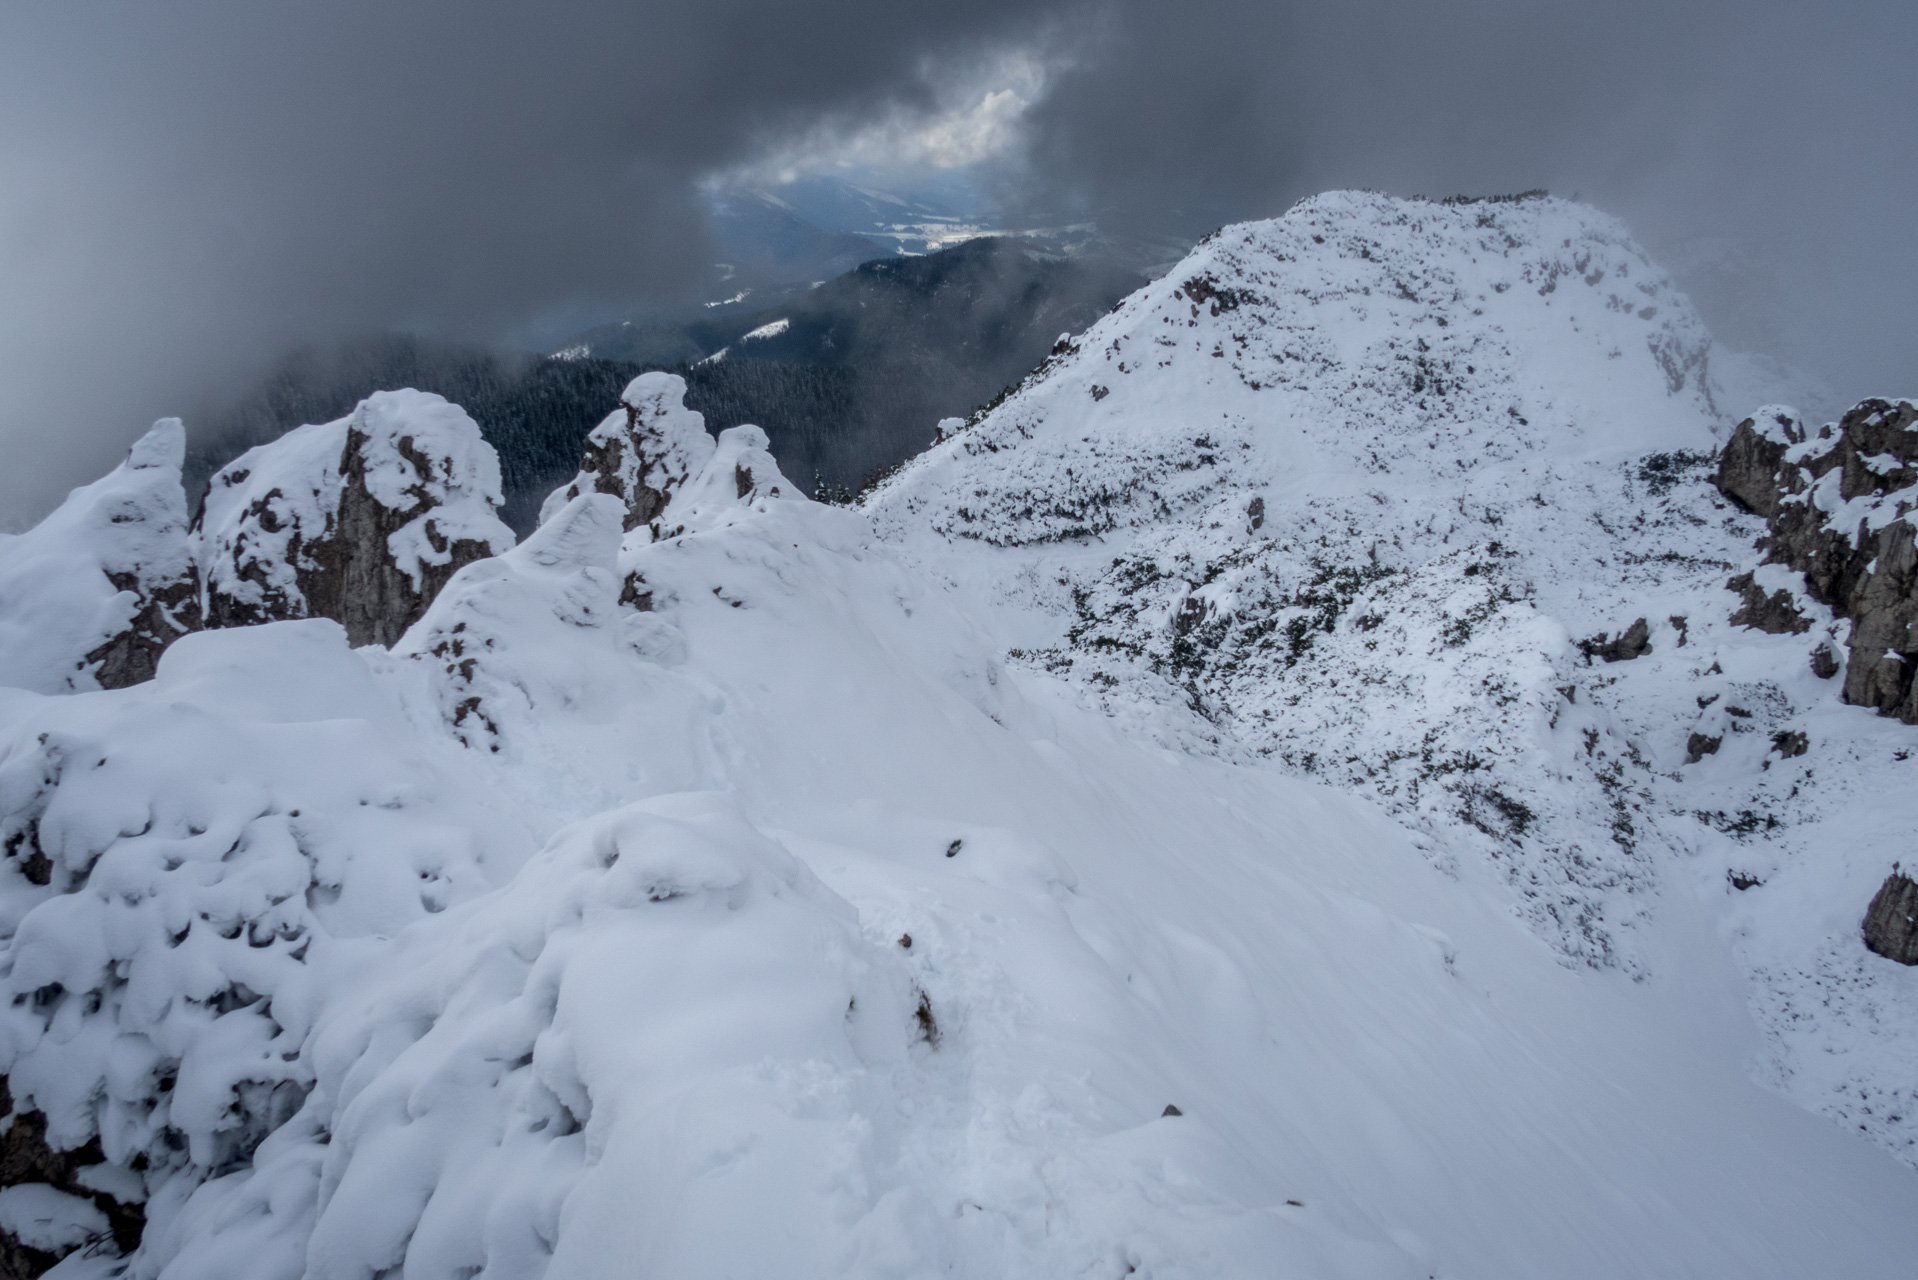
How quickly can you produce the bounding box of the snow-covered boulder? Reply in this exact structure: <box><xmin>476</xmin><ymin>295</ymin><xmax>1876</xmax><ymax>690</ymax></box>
<box><xmin>0</xmin><ymin>419</ymin><xmax>200</xmax><ymax>694</ymax></box>
<box><xmin>0</xmin><ymin>619</ymin><xmax>531</xmax><ymax>1261</ymax></box>
<box><xmin>395</xmin><ymin>492</ymin><xmax>628</xmax><ymax>754</ymax></box>
<box><xmin>198</xmin><ymin>390</ymin><xmax>515</xmax><ymax>647</ymax></box>
<box><xmin>156</xmin><ymin>794</ymin><xmax>922</xmax><ymax>1280</ymax></box>
<box><xmin>538</xmin><ymin>372</ymin><xmax>715</xmax><ymax>532</ymax></box>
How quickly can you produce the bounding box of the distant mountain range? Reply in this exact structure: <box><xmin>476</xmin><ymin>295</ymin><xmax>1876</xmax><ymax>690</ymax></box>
<box><xmin>189</xmin><ymin>233</ymin><xmax>1150</xmax><ymax>532</ymax></box>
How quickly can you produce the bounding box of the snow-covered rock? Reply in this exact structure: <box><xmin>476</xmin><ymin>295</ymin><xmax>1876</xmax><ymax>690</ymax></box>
<box><xmin>0</xmin><ymin>619</ymin><xmax>533</xmax><ymax>1263</ymax></box>
<box><xmin>537</xmin><ymin>372</ymin><xmax>714</xmax><ymax>533</ymax></box>
<box><xmin>1714</xmin><ymin>397</ymin><xmax>1918</xmax><ymax>717</ymax></box>
<box><xmin>0</xmin><ymin>420</ymin><xmax>200</xmax><ymax>694</ymax></box>
<box><xmin>395</xmin><ymin>492</ymin><xmax>628</xmax><ymax>755</ymax></box>
<box><xmin>198</xmin><ymin>391</ymin><xmax>515</xmax><ymax>647</ymax></box>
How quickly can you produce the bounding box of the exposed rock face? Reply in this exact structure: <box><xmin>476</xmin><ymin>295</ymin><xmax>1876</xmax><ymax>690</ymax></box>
<box><xmin>198</xmin><ymin>391</ymin><xmax>515</xmax><ymax>647</ymax></box>
<box><xmin>538</xmin><ymin>373</ymin><xmax>715</xmax><ymax>533</ymax></box>
<box><xmin>1582</xmin><ymin>617</ymin><xmax>1652</xmax><ymax>663</ymax></box>
<box><xmin>1726</xmin><ymin>571</ymin><xmax>1812</xmax><ymax>634</ymax></box>
<box><xmin>0</xmin><ymin>419</ymin><xmax>200</xmax><ymax>693</ymax></box>
<box><xmin>1713</xmin><ymin>398</ymin><xmax>1918</xmax><ymax>720</ymax></box>
<box><xmin>1862</xmin><ymin>871</ymin><xmax>1918</xmax><ymax>964</ymax></box>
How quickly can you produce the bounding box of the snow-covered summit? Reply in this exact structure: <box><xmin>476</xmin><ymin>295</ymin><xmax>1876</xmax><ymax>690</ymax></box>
<box><xmin>871</xmin><ymin>190</ymin><xmax>1726</xmax><ymax>549</ymax></box>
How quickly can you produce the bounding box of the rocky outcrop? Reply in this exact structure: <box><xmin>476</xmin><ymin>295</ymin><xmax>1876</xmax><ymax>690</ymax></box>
<box><xmin>1863</xmin><ymin>870</ymin><xmax>1918</xmax><ymax>964</ymax></box>
<box><xmin>538</xmin><ymin>373</ymin><xmax>715</xmax><ymax>533</ymax></box>
<box><xmin>0</xmin><ymin>419</ymin><xmax>200</xmax><ymax>693</ymax></box>
<box><xmin>1714</xmin><ymin>398</ymin><xmax>1918</xmax><ymax>720</ymax></box>
<box><xmin>198</xmin><ymin>391</ymin><xmax>515</xmax><ymax>648</ymax></box>
<box><xmin>1726</xmin><ymin>571</ymin><xmax>1812</xmax><ymax>634</ymax></box>
<box><xmin>1581</xmin><ymin>617</ymin><xmax>1651</xmax><ymax>663</ymax></box>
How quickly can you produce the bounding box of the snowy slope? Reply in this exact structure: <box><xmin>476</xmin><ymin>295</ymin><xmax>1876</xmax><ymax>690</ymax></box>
<box><xmin>0</xmin><ymin>194</ymin><xmax>1914</xmax><ymax>1278</ymax></box>
<box><xmin>90</xmin><ymin>443</ymin><xmax>1918</xmax><ymax>1279</ymax></box>
<box><xmin>868</xmin><ymin>191</ymin><xmax>1918</xmax><ymax>1162</ymax></box>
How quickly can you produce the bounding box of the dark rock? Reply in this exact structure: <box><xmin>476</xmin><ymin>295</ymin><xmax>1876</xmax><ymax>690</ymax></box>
<box><xmin>1728</xmin><ymin>871</ymin><xmax>1764</xmax><ymax>891</ymax></box>
<box><xmin>1581</xmin><ymin>617</ymin><xmax>1652</xmax><ymax>663</ymax></box>
<box><xmin>1770</xmin><ymin>730</ymin><xmax>1808</xmax><ymax>758</ymax></box>
<box><xmin>1811</xmin><ymin>640</ymin><xmax>1842</xmax><ymax>679</ymax></box>
<box><xmin>85</xmin><ymin>568</ymin><xmax>201</xmax><ymax>689</ymax></box>
<box><xmin>1668</xmin><ymin>614</ymin><xmax>1689</xmax><ymax>647</ymax></box>
<box><xmin>1713</xmin><ymin>398</ymin><xmax>1918</xmax><ymax>722</ymax></box>
<box><xmin>1686</xmin><ymin>732</ymin><xmax>1722</xmax><ymax>764</ymax></box>
<box><xmin>1162</xmin><ymin>1104</ymin><xmax>1183</xmax><ymax>1117</ymax></box>
<box><xmin>1726</xmin><ymin>571</ymin><xmax>1812</xmax><ymax>634</ymax></box>
<box><xmin>1246</xmin><ymin>496</ymin><xmax>1265</xmax><ymax>533</ymax></box>
<box><xmin>1713</xmin><ymin>409</ymin><xmax>1798</xmax><ymax>518</ymax></box>
<box><xmin>1862</xmin><ymin>870</ymin><xmax>1918</xmax><ymax>964</ymax></box>
<box><xmin>199</xmin><ymin>391</ymin><xmax>513</xmax><ymax>648</ymax></box>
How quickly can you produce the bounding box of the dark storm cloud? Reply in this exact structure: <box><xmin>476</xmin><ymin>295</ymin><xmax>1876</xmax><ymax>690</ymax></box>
<box><xmin>0</xmin><ymin>0</ymin><xmax>1045</xmax><ymax>522</ymax></box>
<box><xmin>3</xmin><ymin>0</ymin><xmax>1910</xmax><ymax>523</ymax></box>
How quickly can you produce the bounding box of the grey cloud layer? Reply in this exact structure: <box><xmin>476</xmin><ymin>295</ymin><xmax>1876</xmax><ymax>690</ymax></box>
<box><xmin>2</xmin><ymin>0</ymin><xmax>1909</xmax><ymax>522</ymax></box>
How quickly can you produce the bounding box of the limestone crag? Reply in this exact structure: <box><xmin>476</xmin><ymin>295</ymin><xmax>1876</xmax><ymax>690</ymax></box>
<box><xmin>538</xmin><ymin>372</ymin><xmax>715</xmax><ymax>533</ymax></box>
<box><xmin>1713</xmin><ymin>398</ymin><xmax>1918</xmax><ymax>719</ymax></box>
<box><xmin>1862</xmin><ymin>870</ymin><xmax>1918</xmax><ymax>965</ymax></box>
<box><xmin>198</xmin><ymin>390</ymin><xmax>515</xmax><ymax>648</ymax></box>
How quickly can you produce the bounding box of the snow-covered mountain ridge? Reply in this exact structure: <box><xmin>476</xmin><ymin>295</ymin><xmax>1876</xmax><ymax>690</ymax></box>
<box><xmin>869</xmin><ymin>189</ymin><xmax>1918</xmax><ymax>1151</ymax></box>
<box><xmin>0</xmin><ymin>192</ymin><xmax>1914</xmax><ymax>1277</ymax></box>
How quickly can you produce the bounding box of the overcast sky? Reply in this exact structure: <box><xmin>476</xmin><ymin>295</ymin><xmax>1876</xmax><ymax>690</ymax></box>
<box><xmin>2</xmin><ymin>0</ymin><xmax>1910</xmax><ymax>524</ymax></box>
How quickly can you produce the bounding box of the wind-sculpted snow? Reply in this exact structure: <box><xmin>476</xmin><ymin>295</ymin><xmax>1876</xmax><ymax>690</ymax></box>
<box><xmin>0</xmin><ymin>619</ymin><xmax>531</xmax><ymax>1268</ymax></box>
<box><xmin>158</xmin><ymin>795</ymin><xmax>928</xmax><ymax>1280</ymax></box>
<box><xmin>0</xmin><ymin>420</ymin><xmax>199</xmax><ymax>694</ymax></box>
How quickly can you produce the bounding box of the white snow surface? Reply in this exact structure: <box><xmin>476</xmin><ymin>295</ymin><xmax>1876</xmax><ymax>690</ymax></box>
<box><xmin>0</xmin><ymin>192</ymin><xmax>1915</xmax><ymax>1277</ymax></box>
<box><xmin>0</xmin><ymin>420</ymin><xmax>195</xmax><ymax>693</ymax></box>
<box><xmin>741</xmin><ymin>318</ymin><xmax>791</xmax><ymax>341</ymax></box>
<box><xmin>0</xmin><ymin>1183</ymin><xmax>110</xmax><ymax>1253</ymax></box>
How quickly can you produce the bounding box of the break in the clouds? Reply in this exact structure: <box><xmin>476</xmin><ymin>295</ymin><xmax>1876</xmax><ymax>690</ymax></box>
<box><xmin>1</xmin><ymin>0</ymin><xmax>1911</xmax><ymax>524</ymax></box>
